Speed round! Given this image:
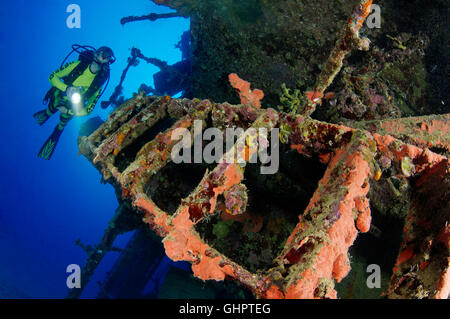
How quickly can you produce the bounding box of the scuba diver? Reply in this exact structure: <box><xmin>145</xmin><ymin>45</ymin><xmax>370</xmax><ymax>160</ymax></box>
<box><xmin>34</xmin><ymin>45</ymin><xmax>115</xmax><ymax>160</ymax></box>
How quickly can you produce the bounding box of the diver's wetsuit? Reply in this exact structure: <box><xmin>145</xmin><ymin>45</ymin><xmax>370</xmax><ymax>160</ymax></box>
<box><xmin>47</xmin><ymin>60</ymin><xmax>102</xmax><ymax>125</ymax></box>
<box><xmin>34</xmin><ymin>60</ymin><xmax>107</xmax><ymax>159</ymax></box>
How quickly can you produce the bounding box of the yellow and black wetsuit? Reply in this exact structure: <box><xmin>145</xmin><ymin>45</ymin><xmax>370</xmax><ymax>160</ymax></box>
<box><xmin>34</xmin><ymin>58</ymin><xmax>109</xmax><ymax>159</ymax></box>
<box><xmin>46</xmin><ymin>60</ymin><xmax>102</xmax><ymax>129</ymax></box>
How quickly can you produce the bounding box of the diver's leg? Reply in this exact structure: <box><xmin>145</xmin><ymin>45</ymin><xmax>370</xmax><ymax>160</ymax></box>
<box><xmin>37</xmin><ymin>109</ymin><xmax>73</xmax><ymax>160</ymax></box>
<box><xmin>57</xmin><ymin>112</ymin><xmax>73</xmax><ymax>130</ymax></box>
<box><xmin>33</xmin><ymin>90</ymin><xmax>62</xmax><ymax>125</ymax></box>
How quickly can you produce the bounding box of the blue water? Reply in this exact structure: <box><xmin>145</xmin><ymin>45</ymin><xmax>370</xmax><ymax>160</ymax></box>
<box><xmin>0</xmin><ymin>0</ymin><xmax>189</xmax><ymax>298</ymax></box>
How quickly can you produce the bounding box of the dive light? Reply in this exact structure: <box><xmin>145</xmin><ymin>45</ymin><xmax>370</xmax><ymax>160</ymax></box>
<box><xmin>67</xmin><ymin>87</ymin><xmax>85</xmax><ymax>115</ymax></box>
<box><xmin>71</xmin><ymin>91</ymin><xmax>82</xmax><ymax>104</ymax></box>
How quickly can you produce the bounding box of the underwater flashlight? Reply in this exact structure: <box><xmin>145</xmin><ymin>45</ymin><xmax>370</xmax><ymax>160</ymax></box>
<box><xmin>70</xmin><ymin>92</ymin><xmax>82</xmax><ymax>104</ymax></box>
<box><xmin>67</xmin><ymin>87</ymin><xmax>85</xmax><ymax>116</ymax></box>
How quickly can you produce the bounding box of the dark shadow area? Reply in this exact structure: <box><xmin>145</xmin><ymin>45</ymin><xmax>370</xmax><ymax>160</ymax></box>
<box><xmin>156</xmin><ymin>266</ymin><xmax>255</xmax><ymax>299</ymax></box>
<box><xmin>144</xmin><ymin>162</ymin><xmax>209</xmax><ymax>215</ymax></box>
<box><xmin>335</xmin><ymin>181</ymin><xmax>406</xmax><ymax>298</ymax></box>
<box><xmin>196</xmin><ymin>148</ymin><xmax>327</xmax><ymax>273</ymax></box>
<box><xmin>114</xmin><ymin>117</ymin><xmax>176</xmax><ymax>172</ymax></box>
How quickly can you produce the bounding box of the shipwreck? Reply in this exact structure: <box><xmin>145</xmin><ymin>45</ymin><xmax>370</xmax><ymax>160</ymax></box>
<box><xmin>71</xmin><ymin>0</ymin><xmax>449</xmax><ymax>299</ymax></box>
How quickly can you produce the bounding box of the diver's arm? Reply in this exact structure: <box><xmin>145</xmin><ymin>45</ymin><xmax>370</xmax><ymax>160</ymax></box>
<box><xmin>82</xmin><ymin>88</ymin><xmax>101</xmax><ymax>115</ymax></box>
<box><xmin>48</xmin><ymin>61</ymin><xmax>81</xmax><ymax>92</ymax></box>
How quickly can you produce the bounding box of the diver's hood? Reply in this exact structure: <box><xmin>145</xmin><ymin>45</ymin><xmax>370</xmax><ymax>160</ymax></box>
<box><xmin>95</xmin><ymin>46</ymin><xmax>116</xmax><ymax>65</ymax></box>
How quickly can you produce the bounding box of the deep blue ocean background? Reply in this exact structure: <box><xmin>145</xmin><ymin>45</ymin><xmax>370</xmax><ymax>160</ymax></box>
<box><xmin>0</xmin><ymin>0</ymin><xmax>189</xmax><ymax>298</ymax></box>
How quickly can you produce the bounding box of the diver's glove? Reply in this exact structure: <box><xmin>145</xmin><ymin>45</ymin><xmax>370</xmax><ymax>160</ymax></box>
<box><xmin>65</xmin><ymin>86</ymin><xmax>79</xmax><ymax>98</ymax></box>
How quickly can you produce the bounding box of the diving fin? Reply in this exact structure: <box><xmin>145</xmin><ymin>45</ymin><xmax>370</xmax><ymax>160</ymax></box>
<box><xmin>33</xmin><ymin>109</ymin><xmax>50</xmax><ymax>126</ymax></box>
<box><xmin>38</xmin><ymin>124</ymin><xmax>64</xmax><ymax>160</ymax></box>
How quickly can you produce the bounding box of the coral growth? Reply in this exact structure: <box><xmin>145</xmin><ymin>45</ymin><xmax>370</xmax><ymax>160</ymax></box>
<box><xmin>228</xmin><ymin>73</ymin><xmax>264</xmax><ymax>109</ymax></box>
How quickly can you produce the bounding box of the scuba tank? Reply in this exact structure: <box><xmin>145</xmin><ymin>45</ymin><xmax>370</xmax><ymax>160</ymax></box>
<box><xmin>43</xmin><ymin>44</ymin><xmax>114</xmax><ymax>106</ymax></box>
